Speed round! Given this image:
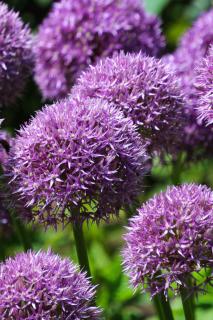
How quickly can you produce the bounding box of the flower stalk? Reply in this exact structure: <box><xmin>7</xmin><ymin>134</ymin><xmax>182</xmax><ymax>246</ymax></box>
<box><xmin>180</xmin><ymin>277</ymin><xmax>195</xmax><ymax>320</ymax></box>
<box><xmin>73</xmin><ymin>222</ymin><xmax>91</xmax><ymax>277</ymax></box>
<box><xmin>10</xmin><ymin>212</ymin><xmax>32</xmax><ymax>251</ymax></box>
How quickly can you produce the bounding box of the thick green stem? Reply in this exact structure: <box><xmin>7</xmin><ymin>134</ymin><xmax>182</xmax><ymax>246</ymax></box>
<box><xmin>160</xmin><ymin>293</ymin><xmax>174</xmax><ymax>320</ymax></box>
<box><xmin>10</xmin><ymin>213</ymin><xmax>32</xmax><ymax>251</ymax></box>
<box><xmin>73</xmin><ymin>223</ymin><xmax>91</xmax><ymax>277</ymax></box>
<box><xmin>153</xmin><ymin>293</ymin><xmax>174</xmax><ymax>320</ymax></box>
<box><xmin>153</xmin><ymin>295</ymin><xmax>164</xmax><ymax>320</ymax></box>
<box><xmin>171</xmin><ymin>153</ymin><xmax>183</xmax><ymax>185</ymax></box>
<box><xmin>180</xmin><ymin>283</ymin><xmax>195</xmax><ymax>320</ymax></box>
<box><xmin>0</xmin><ymin>240</ymin><xmax>6</xmax><ymax>261</ymax></box>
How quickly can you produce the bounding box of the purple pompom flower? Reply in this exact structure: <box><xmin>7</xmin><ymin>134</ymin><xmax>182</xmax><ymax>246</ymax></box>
<box><xmin>163</xmin><ymin>9</ymin><xmax>213</xmax><ymax>157</ymax></box>
<box><xmin>34</xmin><ymin>0</ymin><xmax>165</xmax><ymax>100</ymax></box>
<box><xmin>170</xmin><ymin>9</ymin><xmax>213</xmax><ymax>88</ymax></box>
<box><xmin>72</xmin><ymin>51</ymin><xmax>185</xmax><ymax>156</ymax></box>
<box><xmin>195</xmin><ymin>45</ymin><xmax>213</xmax><ymax>126</ymax></box>
<box><xmin>123</xmin><ymin>184</ymin><xmax>213</xmax><ymax>297</ymax></box>
<box><xmin>0</xmin><ymin>250</ymin><xmax>101</xmax><ymax>319</ymax></box>
<box><xmin>9</xmin><ymin>97</ymin><xmax>147</xmax><ymax>227</ymax></box>
<box><xmin>0</xmin><ymin>2</ymin><xmax>33</xmax><ymax>107</ymax></box>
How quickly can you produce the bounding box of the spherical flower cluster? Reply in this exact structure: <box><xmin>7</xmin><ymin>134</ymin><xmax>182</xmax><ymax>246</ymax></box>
<box><xmin>171</xmin><ymin>9</ymin><xmax>213</xmax><ymax>89</ymax></box>
<box><xmin>163</xmin><ymin>9</ymin><xmax>213</xmax><ymax>157</ymax></box>
<box><xmin>72</xmin><ymin>51</ymin><xmax>185</xmax><ymax>156</ymax></box>
<box><xmin>0</xmin><ymin>2</ymin><xmax>33</xmax><ymax>107</ymax></box>
<box><xmin>123</xmin><ymin>184</ymin><xmax>213</xmax><ymax>297</ymax></box>
<box><xmin>34</xmin><ymin>0</ymin><xmax>165</xmax><ymax>100</ymax></box>
<box><xmin>182</xmin><ymin>116</ymin><xmax>213</xmax><ymax>158</ymax></box>
<box><xmin>0</xmin><ymin>250</ymin><xmax>101</xmax><ymax>319</ymax></box>
<box><xmin>9</xmin><ymin>97</ymin><xmax>147</xmax><ymax>227</ymax></box>
<box><xmin>195</xmin><ymin>45</ymin><xmax>213</xmax><ymax>126</ymax></box>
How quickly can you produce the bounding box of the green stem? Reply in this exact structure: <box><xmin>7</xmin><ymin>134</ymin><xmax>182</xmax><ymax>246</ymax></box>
<box><xmin>171</xmin><ymin>153</ymin><xmax>183</xmax><ymax>185</ymax></box>
<box><xmin>73</xmin><ymin>223</ymin><xmax>91</xmax><ymax>277</ymax></box>
<box><xmin>180</xmin><ymin>283</ymin><xmax>195</xmax><ymax>320</ymax></box>
<box><xmin>153</xmin><ymin>295</ymin><xmax>164</xmax><ymax>320</ymax></box>
<box><xmin>153</xmin><ymin>292</ymin><xmax>174</xmax><ymax>320</ymax></box>
<box><xmin>10</xmin><ymin>213</ymin><xmax>32</xmax><ymax>251</ymax></box>
<box><xmin>160</xmin><ymin>293</ymin><xmax>174</xmax><ymax>320</ymax></box>
<box><xmin>0</xmin><ymin>240</ymin><xmax>6</xmax><ymax>261</ymax></box>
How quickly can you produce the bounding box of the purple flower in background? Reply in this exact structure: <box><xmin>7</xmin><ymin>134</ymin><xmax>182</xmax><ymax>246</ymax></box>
<box><xmin>9</xmin><ymin>97</ymin><xmax>147</xmax><ymax>227</ymax></box>
<box><xmin>195</xmin><ymin>45</ymin><xmax>213</xmax><ymax>126</ymax></box>
<box><xmin>0</xmin><ymin>129</ymin><xmax>12</xmax><ymax>232</ymax></box>
<box><xmin>163</xmin><ymin>9</ymin><xmax>213</xmax><ymax>158</ymax></box>
<box><xmin>0</xmin><ymin>130</ymin><xmax>11</xmax><ymax>168</ymax></box>
<box><xmin>34</xmin><ymin>0</ymin><xmax>165</xmax><ymax>100</ymax></box>
<box><xmin>123</xmin><ymin>184</ymin><xmax>213</xmax><ymax>297</ymax></box>
<box><xmin>0</xmin><ymin>2</ymin><xmax>33</xmax><ymax>107</ymax></box>
<box><xmin>0</xmin><ymin>250</ymin><xmax>101</xmax><ymax>319</ymax></box>
<box><xmin>72</xmin><ymin>51</ymin><xmax>185</xmax><ymax>156</ymax></box>
<box><xmin>170</xmin><ymin>9</ymin><xmax>213</xmax><ymax>88</ymax></box>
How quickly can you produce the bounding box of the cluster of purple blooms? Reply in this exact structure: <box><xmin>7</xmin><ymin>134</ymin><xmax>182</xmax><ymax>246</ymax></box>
<box><xmin>195</xmin><ymin>45</ymin><xmax>213</xmax><ymax>126</ymax></box>
<box><xmin>0</xmin><ymin>2</ymin><xmax>33</xmax><ymax>107</ymax></box>
<box><xmin>123</xmin><ymin>184</ymin><xmax>213</xmax><ymax>297</ymax></box>
<box><xmin>0</xmin><ymin>0</ymin><xmax>213</xmax><ymax>317</ymax></box>
<box><xmin>9</xmin><ymin>97</ymin><xmax>147</xmax><ymax>227</ymax></box>
<box><xmin>0</xmin><ymin>250</ymin><xmax>101</xmax><ymax>319</ymax></box>
<box><xmin>72</xmin><ymin>51</ymin><xmax>185</xmax><ymax>156</ymax></box>
<box><xmin>164</xmin><ymin>9</ymin><xmax>213</xmax><ymax>157</ymax></box>
<box><xmin>34</xmin><ymin>0</ymin><xmax>165</xmax><ymax>100</ymax></box>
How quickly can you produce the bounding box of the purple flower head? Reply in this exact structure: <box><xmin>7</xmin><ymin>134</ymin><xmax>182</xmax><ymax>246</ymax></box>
<box><xmin>171</xmin><ymin>9</ymin><xmax>213</xmax><ymax>88</ymax></box>
<box><xmin>163</xmin><ymin>10</ymin><xmax>213</xmax><ymax>157</ymax></box>
<box><xmin>34</xmin><ymin>0</ymin><xmax>165</xmax><ymax>100</ymax></box>
<box><xmin>195</xmin><ymin>45</ymin><xmax>213</xmax><ymax>126</ymax></box>
<box><xmin>9</xmin><ymin>97</ymin><xmax>147</xmax><ymax>227</ymax></box>
<box><xmin>123</xmin><ymin>184</ymin><xmax>213</xmax><ymax>297</ymax></box>
<box><xmin>72</xmin><ymin>51</ymin><xmax>185</xmax><ymax>156</ymax></box>
<box><xmin>0</xmin><ymin>250</ymin><xmax>101</xmax><ymax>319</ymax></box>
<box><xmin>0</xmin><ymin>2</ymin><xmax>33</xmax><ymax>107</ymax></box>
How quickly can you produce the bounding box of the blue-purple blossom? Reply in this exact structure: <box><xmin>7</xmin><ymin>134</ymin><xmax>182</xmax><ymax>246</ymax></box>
<box><xmin>0</xmin><ymin>2</ymin><xmax>33</xmax><ymax>107</ymax></box>
<box><xmin>123</xmin><ymin>184</ymin><xmax>213</xmax><ymax>297</ymax></box>
<box><xmin>195</xmin><ymin>45</ymin><xmax>213</xmax><ymax>126</ymax></box>
<box><xmin>163</xmin><ymin>9</ymin><xmax>213</xmax><ymax>157</ymax></box>
<box><xmin>0</xmin><ymin>250</ymin><xmax>101</xmax><ymax>319</ymax></box>
<box><xmin>72</xmin><ymin>51</ymin><xmax>185</xmax><ymax>156</ymax></box>
<box><xmin>9</xmin><ymin>97</ymin><xmax>147</xmax><ymax>227</ymax></box>
<box><xmin>34</xmin><ymin>0</ymin><xmax>165</xmax><ymax>100</ymax></box>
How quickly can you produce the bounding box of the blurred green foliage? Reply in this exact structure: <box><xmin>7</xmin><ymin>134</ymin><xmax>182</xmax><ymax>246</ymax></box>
<box><xmin>1</xmin><ymin>0</ymin><xmax>213</xmax><ymax>319</ymax></box>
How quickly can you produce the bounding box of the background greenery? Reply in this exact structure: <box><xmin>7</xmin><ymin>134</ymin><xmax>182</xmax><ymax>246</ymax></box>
<box><xmin>1</xmin><ymin>0</ymin><xmax>213</xmax><ymax>319</ymax></box>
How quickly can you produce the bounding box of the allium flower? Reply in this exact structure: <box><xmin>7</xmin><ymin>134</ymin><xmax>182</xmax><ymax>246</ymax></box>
<box><xmin>195</xmin><ymin>45</ymin><xmax>213</xmax><ymax>126</ymax></box>
<box><xmin>72</xmin><ymin>51</ymin><xmax>185</xmax><ymax>156</ymax></box>
<box><xmin>9</xmin><ymin>97</ymin><xmax>147</xmax><ymax>227</ymax></box>
<box><xmin>34</xmin><ymin>0</ymin><xmax>165</xmax><ymax>100</ymax></box>
<box><xmin>0</xmin><ymin>250</ymin><xmax>101</xmax><ymax>319</ymax></box>
<box><xmin>0</xmin><ymin>2</ymin><xmax>33</xmax><ymax>107</ymax></box>
<box><xmin>163</xmin><ymin>9</ymin><xmax>213</xmax><ymax>157</ymax></box>
<box><xmin>170</xmin><ymin>9</ymin><xmax>213</xmax><ymax>88</ymax></box>
<box><xmin>123</xmin><ymin>184</ymin><xmax>213</xmax><ymax>297</ymax></box>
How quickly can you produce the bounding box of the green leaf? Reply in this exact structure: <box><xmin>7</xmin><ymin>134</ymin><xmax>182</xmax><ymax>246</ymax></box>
<box><xmin>143</xmin><ymin>0</ymin><xmax>170</xmax><ymax>14</ymax></box>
